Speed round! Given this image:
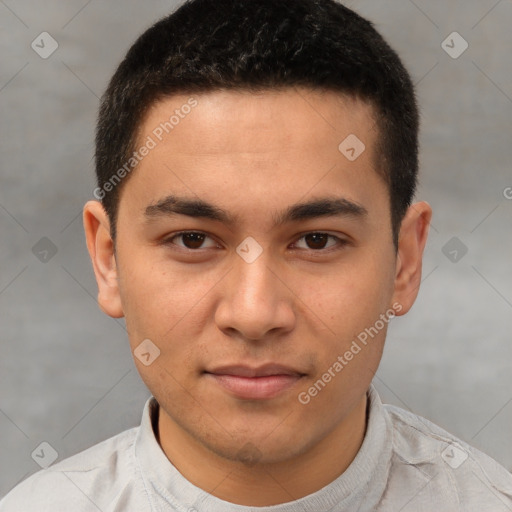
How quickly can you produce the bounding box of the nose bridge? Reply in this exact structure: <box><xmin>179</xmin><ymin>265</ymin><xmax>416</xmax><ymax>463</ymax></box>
<box><xmin>233</xmin><ymin>246</ymin><xmax>278</xmax><ymax>305</ymax></box>
<box><xmin>214</xmin><ymin>243</ymin><xmax>295</xmax><ymax>340</ymax></box>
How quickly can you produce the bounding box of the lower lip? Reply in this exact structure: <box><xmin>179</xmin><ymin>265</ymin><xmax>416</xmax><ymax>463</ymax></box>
<box><xmin>206</xmin><ymin>373</ymin><xmax>303</xmax><ymax>400</ymax></box>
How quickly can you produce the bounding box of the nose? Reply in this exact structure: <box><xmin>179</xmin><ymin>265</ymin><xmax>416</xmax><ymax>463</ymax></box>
<box><xmin>214</xmin><ymin>249</ymin><xmax>296</xmax><ymax>342</ymax></box>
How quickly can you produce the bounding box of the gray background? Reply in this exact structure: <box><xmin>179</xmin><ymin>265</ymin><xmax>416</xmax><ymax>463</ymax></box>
<box><xmin>1</xmin><ymin>0</ymin><xmax>511</xmax><ymax>497</ymax></box>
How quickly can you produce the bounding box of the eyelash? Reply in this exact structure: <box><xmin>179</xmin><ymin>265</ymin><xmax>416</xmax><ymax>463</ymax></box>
<box><xmin>163</xmin><ymin>231</ymin><xmax>348</xmax><ymax>253</ymax></box>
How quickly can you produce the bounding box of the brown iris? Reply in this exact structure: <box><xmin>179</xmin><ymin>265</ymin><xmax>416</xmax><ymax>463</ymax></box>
<box><xmin>304</xmin><ymin>233</ymin><xmax>329</xmax><ymax>250</ymax></box>
<box><xmin>181</xmin><ymin>232</ymin><xmax>206</xmax><ymax>249</ymax></box>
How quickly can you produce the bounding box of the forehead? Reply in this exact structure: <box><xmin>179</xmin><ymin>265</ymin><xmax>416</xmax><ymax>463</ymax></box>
<box><xmin>139</xmin><ymin>88</ymin><xmax>378</xmax><ymax>157</ymax></box>
<box><xmin>119</xmin><ymin>88</ymin><xmax>386</xmax><ymax>228</ymax></box>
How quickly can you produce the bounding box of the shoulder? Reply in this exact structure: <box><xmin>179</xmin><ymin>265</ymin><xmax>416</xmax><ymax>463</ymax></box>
<box><xmin>0</xmin><ymin>427</ymin><xmax>146</xmax><ymax>511</ymax></box>
<box><xmin>384</xmin><ymin>403</ymin><xmax>512</xmax><ymax>511</ymax></box>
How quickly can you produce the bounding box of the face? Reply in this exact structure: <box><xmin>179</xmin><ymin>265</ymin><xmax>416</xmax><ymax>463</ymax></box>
<box><xmin>85</xmin><ymin>88</ymin><xmax>429</xmax><ymax>467</ymax></box>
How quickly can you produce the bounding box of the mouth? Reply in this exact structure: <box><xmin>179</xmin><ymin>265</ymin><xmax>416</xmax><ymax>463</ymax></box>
<box><xmin>204</xmin><ymin>364</ymin><xmax>306</xmax><ymax>400</ymax></box>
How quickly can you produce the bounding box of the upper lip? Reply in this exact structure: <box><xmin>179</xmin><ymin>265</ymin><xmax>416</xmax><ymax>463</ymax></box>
<box><xmin>205</xmin><ymin>364</ymin><xmax>304</xmax><ymax>378</ymax></box>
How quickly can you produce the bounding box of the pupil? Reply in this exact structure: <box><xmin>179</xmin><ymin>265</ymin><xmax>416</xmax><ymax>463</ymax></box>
<box><xmin>306</xmin><ymin>233</ymin><xmax>328</xmax><ymax>249</ymax></box>
<box><xmin>184</xmin><ymin>233</ymin><xmax>205</xmax><ymax>249</ymax></box>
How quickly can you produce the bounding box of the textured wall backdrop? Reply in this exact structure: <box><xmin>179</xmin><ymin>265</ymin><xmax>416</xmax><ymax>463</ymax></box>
<box><xmin>0</xmin><ymin>0</ymin><xmax>511</xmax><ymax>496</ymax></box>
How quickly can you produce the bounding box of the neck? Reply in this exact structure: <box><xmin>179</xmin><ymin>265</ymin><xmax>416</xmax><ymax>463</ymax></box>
<box><xmin>157</xmin><ymin>394</ymin><xmax>368</xmax><ymax>507</ymax></box>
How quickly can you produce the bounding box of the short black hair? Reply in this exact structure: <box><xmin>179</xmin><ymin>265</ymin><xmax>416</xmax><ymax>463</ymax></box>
<box><xmin>95</xmin><ymin>0</ymin><xmax>419</xmax><ymax>247</ymax></box>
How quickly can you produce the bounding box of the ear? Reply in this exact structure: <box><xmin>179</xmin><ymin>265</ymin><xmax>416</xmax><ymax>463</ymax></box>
<box><xmin>391</xmin><ymin>201</ymin><xmax>432</xmax><ymax>315</ymax></box>
<box><xmin>83</xmin><ymin>200</ymin><xmax>124</xmax><ymax>318</ymax></box>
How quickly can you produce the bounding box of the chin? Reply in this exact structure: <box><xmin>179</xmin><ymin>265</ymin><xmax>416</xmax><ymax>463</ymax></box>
<box><xmin>204</xmin><ymin>429</ymin><xmax>314</xmax><ymax>467</ymax></box>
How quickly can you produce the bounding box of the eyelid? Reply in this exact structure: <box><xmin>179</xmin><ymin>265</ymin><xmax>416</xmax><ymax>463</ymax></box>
<box><xmin>290</xmin><ymin>232</ymin><xmax>348</xmax><ymax>251</ymax></box>
<box><xmin>162</xmin><ymin>230</ymin><xmax>350</xmax><ymax>252</ymax></box>
<box><xmin>163</xmin><ymin>230</ymin><xmax>221</xmax><ymax>250</ymax></box>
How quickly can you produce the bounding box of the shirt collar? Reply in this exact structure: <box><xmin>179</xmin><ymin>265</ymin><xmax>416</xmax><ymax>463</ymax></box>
<box><xmin>135</xmin><ymin>384</ymin><xmax>393</xmax><ymax>511</ymax></box>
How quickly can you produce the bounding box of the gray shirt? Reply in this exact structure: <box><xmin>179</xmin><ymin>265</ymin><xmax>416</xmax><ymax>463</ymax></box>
<box><xmin>1</xmin><ymin>385</ymin><xmax>511</xmax><ymax>511</ymax></box>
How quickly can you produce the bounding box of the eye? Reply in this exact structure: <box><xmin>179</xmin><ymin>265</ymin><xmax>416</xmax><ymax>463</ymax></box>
<box><xmin>165</xmin><ymin>231</ymin><xmax>219</xmax><ymax>250</ymax></box>
<box><xmin>292</xmin><ymin>232</ymin><xmax>345</xmax><ymax>251</ymax></box>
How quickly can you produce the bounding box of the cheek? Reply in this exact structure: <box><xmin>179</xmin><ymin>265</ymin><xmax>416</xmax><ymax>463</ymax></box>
<box><xmin>290</xmin><ymin>251</ymin><xmax>396</xmax><ymax>393</ymax></box>
<box><xmin>296</xmin><ymin>255</ymin><xmax>395</xmax><ymax>335</ymax></box>
<box><xmin>117</xmin><ymin>251</ymin><xmax>216</xmax><ymax>347</ymax></box>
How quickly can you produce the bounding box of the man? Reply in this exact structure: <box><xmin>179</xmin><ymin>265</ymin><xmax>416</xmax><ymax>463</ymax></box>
<box><xmin>2</xmin><ymin>0</ymin><xmax>511</xmax><ymax>510</ymax></box>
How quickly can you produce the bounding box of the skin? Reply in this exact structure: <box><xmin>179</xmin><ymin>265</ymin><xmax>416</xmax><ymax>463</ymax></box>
<box><xmin>84</xmin><ymin>88</ymin><xmax>431</xmax><ymax>506</ymax></box>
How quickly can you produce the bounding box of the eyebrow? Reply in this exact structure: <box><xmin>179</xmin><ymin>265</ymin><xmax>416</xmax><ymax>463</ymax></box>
<box><xmin>144</xmin><ymin>195</ymin><xmax>368</xmax><ymax>226</ymax></box>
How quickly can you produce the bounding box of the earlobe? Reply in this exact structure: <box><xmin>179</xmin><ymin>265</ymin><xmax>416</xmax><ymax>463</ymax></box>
<box><xmin>391</xmin><ymin>201</ymin><xmax>432</xmax><ymax>316</ymax></box>
<box><xmin>83</xmin><ymin>200</ymin><xmax>124</xmax><ymax>318</ymax></box>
